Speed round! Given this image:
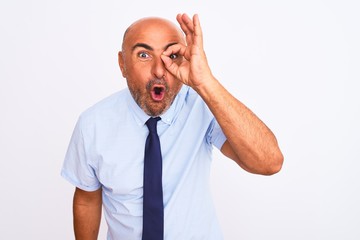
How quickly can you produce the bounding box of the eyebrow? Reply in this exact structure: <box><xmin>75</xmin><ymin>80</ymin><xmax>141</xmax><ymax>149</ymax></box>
<box><xmin>131</xmin><ymin>42</ymin><xmax>178</xmax><ymax>52</ymax></box>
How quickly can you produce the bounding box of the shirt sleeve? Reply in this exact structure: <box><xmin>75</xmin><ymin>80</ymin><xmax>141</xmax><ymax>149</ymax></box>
<box><xmin>61</xmin><ymin>115</ymin><xmax>101</xmax><ymax>191</ymax></box>
<box><xmin>207</xmin><ymin>118</ymin><xmax>227</xmax><ymax>150</ymax></box>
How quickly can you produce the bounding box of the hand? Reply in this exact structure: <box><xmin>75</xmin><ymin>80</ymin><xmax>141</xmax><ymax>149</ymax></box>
<box><xmin>161</xmin><ymin>14</ymin><xmax>214</xmax><ymax>90</ymax></box>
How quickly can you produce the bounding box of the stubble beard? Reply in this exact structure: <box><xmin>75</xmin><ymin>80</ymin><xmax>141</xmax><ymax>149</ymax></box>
<box><xmin>128</xmin><ymin>79</ymin><xmax>182</xmax><ymax>117</ymax></box>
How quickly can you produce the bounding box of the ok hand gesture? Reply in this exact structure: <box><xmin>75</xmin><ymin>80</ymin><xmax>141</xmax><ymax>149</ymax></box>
<box><xmin>161</xmin><ymin>14</ymin><xmax>214</xmax><ymax>91</ymax></box>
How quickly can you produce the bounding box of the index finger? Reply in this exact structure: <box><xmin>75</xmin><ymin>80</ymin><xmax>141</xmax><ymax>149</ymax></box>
<box><xmin>162</xmin><ymin>43</ymin><xmax>187</xmax><ymax>59</ymax></box>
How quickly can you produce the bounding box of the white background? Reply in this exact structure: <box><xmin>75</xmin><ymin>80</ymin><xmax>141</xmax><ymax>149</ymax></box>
<box><xmin>1</xmin><ymin>0</ymin><xmax>359</xmax><ymax>239</ymax></box>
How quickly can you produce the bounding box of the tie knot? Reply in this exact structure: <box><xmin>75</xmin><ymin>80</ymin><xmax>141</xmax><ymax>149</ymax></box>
<box><xmin>146</xmin><ymin>117</ymin><xmax>161</xmax><ymax>133</ymax></box>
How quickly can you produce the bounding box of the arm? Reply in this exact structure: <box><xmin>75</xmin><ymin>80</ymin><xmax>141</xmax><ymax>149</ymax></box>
<box><xmin>73</xmin><ymin>187</ymin><xmax>102</xmax><ymax>240</ymax></box>
<box><xmin>162</xmin><ymin>14</ymin><xmax>283</xmax><ymax>175</ymax></box>
<box><xmin>196</xmin><ymin>78</ymin><xmax>283</xmax><ymax>175</ymax></box>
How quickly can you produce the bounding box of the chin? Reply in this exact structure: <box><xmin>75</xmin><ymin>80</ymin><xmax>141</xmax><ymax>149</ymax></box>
<box><xmin>145</xmin><ymin>102</ymin><xmax>170</xmax><ymax>117</ymax></box>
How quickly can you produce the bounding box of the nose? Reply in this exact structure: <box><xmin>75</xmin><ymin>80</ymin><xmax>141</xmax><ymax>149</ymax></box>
<box><xmin>151</xmin><ymin>57</ymin><xmax>166</xmax><ymax>79</ymax></box>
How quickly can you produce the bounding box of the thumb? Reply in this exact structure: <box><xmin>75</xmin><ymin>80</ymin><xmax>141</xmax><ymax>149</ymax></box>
<box><xmin>161</xmin><ymin>54</ymin><xmax>179</xmax><ymax>77</ymax></box>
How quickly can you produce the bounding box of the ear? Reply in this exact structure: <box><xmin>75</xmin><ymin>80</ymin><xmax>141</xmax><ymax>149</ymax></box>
<box><xmin>118</xmin><ymin>51</ymin><xmax>126</xmax><ymax>78</ymax></box>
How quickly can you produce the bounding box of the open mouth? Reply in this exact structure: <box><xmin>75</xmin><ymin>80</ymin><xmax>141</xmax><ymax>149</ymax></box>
<box><xmin>150</xmin><ymin>85</ymin><xmax>166</xmax><ymax>101</ymax></box>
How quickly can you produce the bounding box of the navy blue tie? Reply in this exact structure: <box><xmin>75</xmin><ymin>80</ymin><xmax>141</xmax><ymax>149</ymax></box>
<box><xmin>142</xmin><ymin>117</ymin><xmax>164</xmax><ymax>240</ymax></box>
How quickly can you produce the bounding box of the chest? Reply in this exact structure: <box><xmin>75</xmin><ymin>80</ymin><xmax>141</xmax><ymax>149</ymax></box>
<box><xmin>88</xmin><ymin>113</ymin><xmax>212</xmax><ymax>196</ymax></box>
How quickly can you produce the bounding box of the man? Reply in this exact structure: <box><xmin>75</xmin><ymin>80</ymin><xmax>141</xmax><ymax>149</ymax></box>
<box><xmin>61</xmin><ymin>13</ymin><xmax>283</xmax><ymax>240</ymax></box>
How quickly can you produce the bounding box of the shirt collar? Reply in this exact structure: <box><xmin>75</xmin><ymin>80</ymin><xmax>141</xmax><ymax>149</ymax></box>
<box><xmin>126</xmin><ymin>85</ymin><xmax>189</xmax><ymax>126</ymax></box>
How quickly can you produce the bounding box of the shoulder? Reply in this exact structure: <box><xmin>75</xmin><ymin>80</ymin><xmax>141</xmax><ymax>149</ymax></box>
<box><xmin>182</xmin><ymin>86</ymin><xmax>199</xmax><ymax>101</ymax></box>
<box><xmin>77</xmin><ymin>88</ymin><xmax>129</xmax><ymax>127</ymax></box>
<box><xmin>183</xmin><ymin>86</ymin><xmax>211</xmax><ymax>113</ymax></box>
<box><xmin>178</xmin><ymin>86</ymin><xmax>205</xmax><ymax>108</ymax></box>
<box><xmin>173</xmin><ymin>86</ymin><xmax>214</xmax><ymax>124</ymax></box>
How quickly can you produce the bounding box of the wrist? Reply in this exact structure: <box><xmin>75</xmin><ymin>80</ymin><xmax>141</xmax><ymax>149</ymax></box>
<box><xmin>193</xmin><ymin>75</ymin><xmax>222</xmax><ymax>102</ymax></box>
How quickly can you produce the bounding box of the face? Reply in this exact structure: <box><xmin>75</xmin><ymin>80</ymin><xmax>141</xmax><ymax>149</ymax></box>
<box><xmin>118</xmin><ymin>18</ymin><xmax>185</xmax><ymax>117</ymax></box>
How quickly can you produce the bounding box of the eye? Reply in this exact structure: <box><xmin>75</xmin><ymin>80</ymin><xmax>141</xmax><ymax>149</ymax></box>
<box><xmin>169</xmin><ymin>54</ymin><xmax>178</xmax><ymax>59</ymax></box>
<box><xmin>138</xmin><ymin>52</ymin><xmax>149</xmax><ymax>58</ymax></box>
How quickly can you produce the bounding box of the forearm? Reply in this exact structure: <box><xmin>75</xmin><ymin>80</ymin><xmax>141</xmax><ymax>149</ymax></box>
<box><xmin>194</xmin><ymin>76</ymin><xmax>283</xmax><ymax>174</ymax></box>
<box><xmin>163</xmin><ymin>14</ymin><xmax>283</xmax><ymax>174</ymax></box>
<box><xmin>73</xmin><ymin>188</ymin><xmax>102</xmax><ymax>240</ymax></box>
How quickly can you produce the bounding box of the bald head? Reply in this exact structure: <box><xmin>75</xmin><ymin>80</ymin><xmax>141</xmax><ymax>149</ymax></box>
<box><xmin>121</xmin><ymin>17</ymin><xmax>185</xmax><ymax>52</ymax></box>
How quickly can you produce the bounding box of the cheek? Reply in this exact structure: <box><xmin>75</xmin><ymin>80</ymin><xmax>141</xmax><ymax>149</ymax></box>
<box><xmin>126</xmin><ymin>67</ymin><xmax>149</xmax><ymax>87</ymax></box>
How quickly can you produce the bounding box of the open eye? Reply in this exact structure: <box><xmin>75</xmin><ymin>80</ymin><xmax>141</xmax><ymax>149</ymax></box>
<box><xmin>138</xmin><ymin>52</ymin><xmax>150</xmax><ymax>58</ymax></box>
<box><xmin>169</xmin><ymin>54</ymin><xmax>178</xmax><ymax>59</ymax></box>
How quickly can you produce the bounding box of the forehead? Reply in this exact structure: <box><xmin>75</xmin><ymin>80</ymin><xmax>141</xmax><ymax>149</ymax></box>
<box><xmin>123</xmin><ymin>18</ymin><xmax>184</xmax><ymax>50</ymax></box>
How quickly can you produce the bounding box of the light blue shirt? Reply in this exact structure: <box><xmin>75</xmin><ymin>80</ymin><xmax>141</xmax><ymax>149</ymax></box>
<box><xmin>61</xmin><ymin>85</ymin><xmax>226</xmax><ymax>240</ymax></box>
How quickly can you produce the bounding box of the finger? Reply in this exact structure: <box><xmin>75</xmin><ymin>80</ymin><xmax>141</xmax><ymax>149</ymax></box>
<box><xmin>176</xmin><ymin>14</ymin><xmax>193</xmax><ymax>33</ymax></box>
<box><xmin>182</xmin><ymin>14</ymin><xmax>197</xmax><ymax>46</ymax></box>
<box><xmin>161</xmin><ymin>54</ymin><xmax>179</xmax><ymax>77</ymax></box>
<box><xmin>177</xmin><ymin>13</ymin><xmax>194</xmax><ymax>46</ymax></box>
<box><xmin>180</xmin><ymin>13</ymin><xmax>194</xmax><ymax>32</ymax></box>
<box><xmin>163</xmin><ymin>43</ymin><xmax>187</xmax><ymax>57</ymax></box>
<box><xmin>193</xmin><ymin>14</ymin><xmax>203</xmax><ymax>48</ymax></box>
<box><xmin>161</xmin><ymin>43</ymin><xmax>187</xmax><ymax>77</ymax></box>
